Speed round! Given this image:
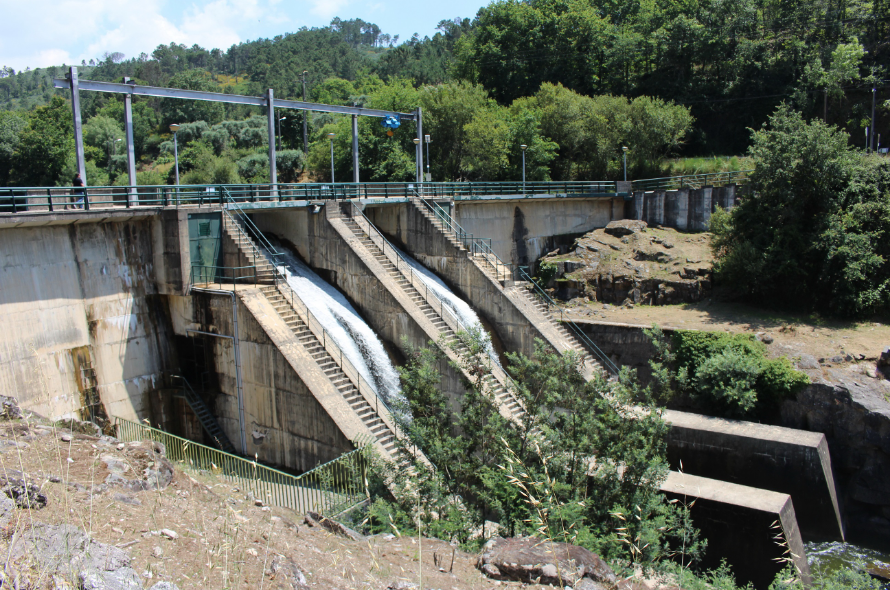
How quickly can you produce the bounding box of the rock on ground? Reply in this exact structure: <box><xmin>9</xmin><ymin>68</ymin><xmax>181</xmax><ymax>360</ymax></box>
<box><xmin>305</xmin><ymin>511</ymin><xmax>365</xmax><ymax>541</ymax></box>
<box><xmin>604</xmin><ymin>220</ymin><xmax>648</xmax><ymax>237</ymax></box>
<box><xmin>477</xmin><ymin>537</ymin><xmax>616</xmax><ymax>587</ymax></box>
<box><xmin>268</xmin><ymin>554</ymin><xmax>309</xmax><ymax>589</ymax></box>
<box><xmin>0</xmin><ymin>395</ymin><xmax>22</xmax><ymax>420</ymax></box>
<box><xmin>0</xmin><ymin>469</ymin><xmax>47</xmax><ymax>509</ymax></box>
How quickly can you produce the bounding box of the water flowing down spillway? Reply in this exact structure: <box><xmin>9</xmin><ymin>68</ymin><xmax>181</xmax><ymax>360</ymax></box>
<box><xmin>272</xmin><ymin>245</ymin><xmax>407</xmax><ymax>418</ymax></box>
<box><xmin>396</xmin><ymin>247</ymin><xmax>501</xmax><ymax>368</ymax></box>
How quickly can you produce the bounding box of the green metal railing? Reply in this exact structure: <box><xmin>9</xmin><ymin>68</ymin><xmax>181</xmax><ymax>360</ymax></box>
<box><xmin>0</xmin><ymin>180</ymin><xmax>627</xmax><ymax>214</ymax></box>
<box><xmin>189</xmin><ymin>264</ymin><xmax>260</xmax><ymax>288</ymax></box>
<box><xmin>630</xmin><ymin>170</ymin><xmax>751</xmax><ymax>192</ymax></box>
<box><xmin>115</xmin><ymin>417</ymin><xmax>371</xmax><ymax>516</ymax></box>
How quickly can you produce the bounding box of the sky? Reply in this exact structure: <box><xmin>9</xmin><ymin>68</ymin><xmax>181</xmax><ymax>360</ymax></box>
<box><xmin>0</xmin><ymin>0</ymin><xmax>489</xmax><ymax>71</ymax></box>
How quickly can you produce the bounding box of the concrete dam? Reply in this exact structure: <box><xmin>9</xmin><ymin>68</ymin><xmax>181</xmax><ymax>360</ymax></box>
<box><xmin>0</xmin><ymin>186</ymin><xmax>841</xmax><ymax>585</ymax></box>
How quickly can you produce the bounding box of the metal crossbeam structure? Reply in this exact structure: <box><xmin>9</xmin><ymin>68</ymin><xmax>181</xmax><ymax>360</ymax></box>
<box><xmin>52</xmin><ymin>67</ymin><xmax>423</xmax><ymax>195</ymax></box>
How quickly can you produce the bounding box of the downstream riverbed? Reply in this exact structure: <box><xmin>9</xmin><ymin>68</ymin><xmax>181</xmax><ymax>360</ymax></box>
<box><xmin>806</xmin><ymin>541</ymin><xmax>890</xmax><ymax>583</ymax></box>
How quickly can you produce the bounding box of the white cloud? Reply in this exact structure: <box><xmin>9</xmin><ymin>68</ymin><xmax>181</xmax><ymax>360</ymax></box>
<box><xmin>310</xmin><ymin>0</ymin><xmax>350</xmax><ymax>19</ymax></box>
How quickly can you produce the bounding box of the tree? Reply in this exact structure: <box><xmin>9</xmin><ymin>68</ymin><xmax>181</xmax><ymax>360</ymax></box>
<box><xmin>160</xmin><ymin>70</ymin><xmax>225</xmax><ymax>127</ymax></box>
<box><xmin>0</xmin><ymin>110</ymin><xmax>27</xmax><ymax>186</ymax></box>
<box><xmin>10</xmin><ymin>96</ymin><xmax>73</xmax><ymax>186</ymax></box>
<box><xmin>712</xmin><ymin>104</ymin><xmax>859</xmax><ymax>307</ymax></box>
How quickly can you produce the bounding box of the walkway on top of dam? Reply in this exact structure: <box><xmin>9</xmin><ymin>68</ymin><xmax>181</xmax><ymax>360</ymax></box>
<box><xmin>0</xmin><ymin>170</ymin><xmax>748</xmax><ymax>215</ymax></box>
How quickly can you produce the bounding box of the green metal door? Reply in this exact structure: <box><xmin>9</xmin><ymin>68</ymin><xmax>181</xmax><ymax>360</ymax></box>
<box><xmin>188</xmin><ymin>212</ymin><xmax>222</xmax><ymax>284</ymax></box>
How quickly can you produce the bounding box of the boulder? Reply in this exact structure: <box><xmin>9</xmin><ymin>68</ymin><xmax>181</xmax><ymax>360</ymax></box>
<box><xmin>10</xmin><ymin>524</ymin><xmax>141</xmax><ymax>589</ymax></box>
<box><xmin>267</xmin><ymin>554</ymin><xmax>309</xmax><ymax>589</ymax></box>
<box><xmin>0</xmin><ymin>396</ymin><xmax>22</xmax><ymax>420</ymax></box>
<box><xmin>1</xmin><ymin>469</ymin><xmax>47</xmax><ymax>509</ymax></box>
<box><xmin>477</xmin><ymin>537</ymin><xmax>616</xmax><ymax>587</ymax></box>
<box><xmin>305</xmin><ymin>511</ymin><xmax>365</xmax><ymax>541</ymax></box>
<box><xmin>604</xmin><ymin>220</ymin><xmax>647</xmax><ymax>237</ymax></box>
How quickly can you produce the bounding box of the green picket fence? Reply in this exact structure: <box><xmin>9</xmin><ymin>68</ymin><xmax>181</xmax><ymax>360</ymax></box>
<box><xmin>115</xmin><ymin>417</ymin><xmax>371</xmax><ymax>516</ymax></box>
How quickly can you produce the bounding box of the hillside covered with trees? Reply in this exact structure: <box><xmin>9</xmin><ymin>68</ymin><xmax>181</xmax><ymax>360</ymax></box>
<box><xmin>1</xmin><ymin>0</ymin><xmax>889</xmax><ymax>188</ymax></box>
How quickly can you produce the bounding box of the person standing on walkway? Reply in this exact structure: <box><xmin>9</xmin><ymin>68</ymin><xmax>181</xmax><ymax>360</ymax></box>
<box><xmin>72</xmin><ymin>173</ymin><xmax>85</xmax><ymax>209</ymax></box>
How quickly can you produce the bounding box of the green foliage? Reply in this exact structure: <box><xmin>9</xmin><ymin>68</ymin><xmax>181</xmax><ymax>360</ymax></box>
<box><xmin>9</xmin><ymin>96</ymin><xmax>73</xmax><ymax>186</ymax></box>
<box><xmin>374</xmin><ymin>330</ymin><xmax>694</xmax><ymax>567</ymax></box>
<box><xmin>647</xmin><ymin>327</ymin><xmax>809</xmax><ymax>420</ymax></box>
<box><xmin>0</xmin><ymin>110</ymin><xmax>27</xmax><ymax>186</ymax></box>
<box><xmin>160</xmin><ymin>70</ymin><xmax>225</xmax><ymax>127</ymax></box>
<box><xmin>712</xmin><ymin>105</ymin><xmax>890</xmax><ymax>317</ymax></box>
<box><xmin>769</xmin><ymin>564</ymin><xmax>882</xmax><ymax>590</ymax></box>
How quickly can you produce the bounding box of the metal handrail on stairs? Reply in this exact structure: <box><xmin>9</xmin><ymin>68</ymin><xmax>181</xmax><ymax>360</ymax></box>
<box><xmin>346</xmin><ymin>202</ymin><xmax>522</xmax><ymax>409</ymax></box>
<box><xmin>411</xmin><ymin>193</ymin><xmax>619</xmax><ymax>377</ymax></box>
<box><xmin>221</xmin><ymin>192</ymin><xmax>408</xmax><ymax>454</ymax></box>
<box><xmin>170</xmin><ymin>374</ymin><xmax>237</xmax><ymax>454</ymax></box>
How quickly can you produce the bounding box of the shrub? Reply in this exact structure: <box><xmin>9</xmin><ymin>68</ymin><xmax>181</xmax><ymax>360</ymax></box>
<box><xmin>648</xmin><ymin>328</ymin><xmax>809</xmax><ymax>420</ymax></box>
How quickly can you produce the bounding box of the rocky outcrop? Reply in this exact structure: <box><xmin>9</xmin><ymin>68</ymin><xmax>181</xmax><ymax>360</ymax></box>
<box><xmin>477</xmin><ymin>537</ymin><xmax>616</xmax><ymax>587</ymax></box>
<box><xmin>604</xmin><ymin>220</ymin><xmax>648</xmax><ymax>237</ymax></box>
<box><xmin>781</xmin><ymin>371</ymin><xmax>890</xmax><ymax>545</ymax></box>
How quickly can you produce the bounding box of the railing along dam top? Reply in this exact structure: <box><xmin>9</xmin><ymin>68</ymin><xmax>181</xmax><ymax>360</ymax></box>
<box><xmin>0</xmin><ymin>171</ymin><xmax>749</xmax><ymax>215</ymax></box>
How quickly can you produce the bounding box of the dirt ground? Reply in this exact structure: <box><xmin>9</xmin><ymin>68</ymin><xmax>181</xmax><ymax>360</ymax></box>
<box><xmin>562</xmin><ymin>298</ymin><xmax>890</xmax><ymax>369</ymax></box>
<box><xmin>0</xmin><ymin>418</ymin><xmax>571</xmax><ymax>590</ymax></box>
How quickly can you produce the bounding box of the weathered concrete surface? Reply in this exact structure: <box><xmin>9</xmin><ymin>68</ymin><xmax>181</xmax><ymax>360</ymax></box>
<box><xmin>661</xmin><ymin>472</ymin><xmax>811</xmax><ymax>588</ymax></box>
<box><xmin>665</xmin><ymin>409</ymin><xmax>843</xmax><ymax>541</ymax></box>
<box><xmin>628</xmin><ymin>186</ymin><xmax>736</xmax><ymax>232</ymax></box>
<box><xmin>782</xmin><ymin>374</ymin><xmax>890</xmax><ymax>548</ymax></box>
<box><xmin>169</xmin><ymin>290</ymin><xmax>355</xmax><ymax>472</ymax></box>
<box><xmin>451</xmin><ymin>197</ymin><xmax>623</xmax><ymax>268</ymax></box>
<box><xmin>0</xmin><ymin>219</ymin><xmax>178</xmax><ymax>423</ymax></box>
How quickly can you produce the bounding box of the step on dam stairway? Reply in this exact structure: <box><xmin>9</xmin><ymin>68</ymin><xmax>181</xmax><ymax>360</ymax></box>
<box><xmin>409</xmin><ymin>196</ymin><xmax>609</xmax><ymax>379</ymax></box>
<box><xmin>333</xmin><ymin>205</ymin><xmax>526</xmax><ymax>424</ymax></box>
<box><xmin>222</xmin><ymin>209</ymin><xmax>420</xmax><ymax>469</ymax></box>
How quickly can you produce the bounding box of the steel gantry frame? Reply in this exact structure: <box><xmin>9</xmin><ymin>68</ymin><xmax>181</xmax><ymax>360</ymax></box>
<box><xmin>53</xmin><ymin>67</ymin><xmax>422</xmax><ymax>202</ymax></box>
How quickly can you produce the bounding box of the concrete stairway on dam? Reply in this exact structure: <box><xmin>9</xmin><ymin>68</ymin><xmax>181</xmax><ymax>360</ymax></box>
<box><xmin>221</xmin><ymin>214</ymin><xmax>276</xmax><ymax>284</ymax></box>
<box><xmin>259</xmin><ymin>283</ymin><xmax>403</xmax><ymax>459</ymax></box>
<box><xmin>333</xmin><ymin>205</ymin><xmax>526</xmax><ymax>425</ymax></box>
<box><xmin>409</xmin><ymin>196</ymin><xmax>606</xmax><ymax>379</ymax></box>
<box><xmin>222</xmin><ymin>212</ymin><xmax>420</xmax><ymax>468</ymax></box>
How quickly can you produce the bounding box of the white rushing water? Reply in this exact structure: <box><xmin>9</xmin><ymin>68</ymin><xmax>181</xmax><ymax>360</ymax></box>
<box><xmin>272</xmin><ymin>245</ymin><xmax>407</xmax><ymax>416</ymax></box>
<box><xmin>396</xmin><ymin>247</ymin><xmax>501</xmax><ymax>367</ymax></box>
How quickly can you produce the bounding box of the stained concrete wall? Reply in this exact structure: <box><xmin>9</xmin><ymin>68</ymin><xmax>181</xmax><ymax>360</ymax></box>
<box><xmin>168</xmin><ymin>291</ymin><xmax>354</xmax><ymax>472</ymax></box>
<box><xmin>629</xmin><ymin>185</ymin><xmax>736</xmax><ymax>231</ymax></box>
<box><xmin>450</xmin><ymin>197</ymin><xmax>623</xmax><ymax>267</ymax></box>
<box><xmin>0</xmin><ymin>216</ymin><xmax>178</xmax><ymax>424</ymax></box>
<box><xmin>661</xmin><ymin>472</ymin><xmax>810</xmax><ymax>588</ymax></box>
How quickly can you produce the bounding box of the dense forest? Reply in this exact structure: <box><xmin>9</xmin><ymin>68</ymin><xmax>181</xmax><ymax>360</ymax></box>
<box><xmin>1</xmin><ymin>0</ymin><xmax>889</xmax><ymax>187</ymax></box>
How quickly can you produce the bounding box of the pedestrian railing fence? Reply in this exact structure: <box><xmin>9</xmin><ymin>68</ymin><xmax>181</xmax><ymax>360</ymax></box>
<box><xmin>114</xmin><ymin>416</ymin><xmax>372</xmax><ymax>517</ymax></box>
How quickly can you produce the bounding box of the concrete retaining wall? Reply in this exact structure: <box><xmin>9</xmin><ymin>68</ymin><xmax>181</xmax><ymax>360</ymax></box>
<box><xmin>451</xmin><ymin>197</ymin><xmax>623</xmax><ymax>267</ymax></box>
<box><xmin>0</xmin><ymin>218</ymin><xmax>178</xmax><ymax>423</ymax></box>
<box><xmin>661</xmin><ymin>472</ymin><xmax>810</xmax><ymax>588</ymax></box>
<box><xmin>628</xmin><ymin>185</ymin><xmax>737</xmax><ymax>231</ymax></box>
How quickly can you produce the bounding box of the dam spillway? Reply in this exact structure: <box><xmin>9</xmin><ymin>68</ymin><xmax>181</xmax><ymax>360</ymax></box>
<box><xmin>0</xmin><ymin>191</ymin><xmax>851</xmax><ymax>585</ymax></box>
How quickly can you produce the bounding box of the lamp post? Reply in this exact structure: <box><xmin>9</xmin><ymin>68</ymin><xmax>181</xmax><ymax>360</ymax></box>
<box><xmin>622</xmin><ymin>146</ymin><xmax>628</xmax><ymax>182</ymax></box>
<box><xmin>424</xmin><ymin>134</ymin><xmax>431</xmax><ymax>181</ymax></box>
<box><xmin>520</xmin><ymin>144</ymin><xmax>528</xmax><ymax>194</ymax></box>
<box><xmin>278</xmin><ymin>116</ymin><xmax>286</xmax><ymax>151</ymax></box>
<box><xmin>169</xmin><ymin>124</ymin><xmax>181</xmax><ymax>186</ymax></box>
<box><xmin>327</xmin><ymin>132</ymin><xmax>336</xmax><ymax>184</ymax></box>
<box><xmin>301</xmin><ymin>71</ymin><xmax>309</xmax><ymax>154</ymax></box>
<box><xmin>413</xmin><ymin>137</ymin><xmax>421</xmax><ymax>186</ymax></box>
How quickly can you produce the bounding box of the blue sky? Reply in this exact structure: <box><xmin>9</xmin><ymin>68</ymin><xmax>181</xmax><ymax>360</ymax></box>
<box><xmin>0</xmin><ymin>0</ymin><xmax>489</xmax><ymax>71</ymax></box>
